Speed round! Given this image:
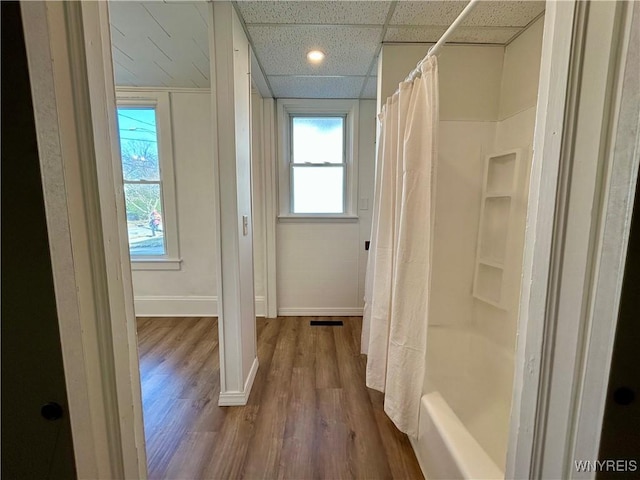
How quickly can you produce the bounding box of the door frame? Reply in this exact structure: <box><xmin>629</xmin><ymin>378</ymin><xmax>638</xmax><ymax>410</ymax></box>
<box><xmin>20</xmin><ymin>0</ymin><xmax>638</xmax><ymax>478</ymax></box>
<box><xmin>506</xmin><ymin>1</ymin><xmax>638</xmax><ymax>478</ymax></box>
<box><xmin>21</xmin><ymin>2</ymin><xmax>146</xmax><ymax>478</ymax></box>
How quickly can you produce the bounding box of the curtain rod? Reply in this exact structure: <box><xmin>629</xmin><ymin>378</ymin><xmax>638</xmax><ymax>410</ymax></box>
<box><xmin>402</xmin><ymin>0</ymin><xmax>481</xmax><ymax>84</ymax></box>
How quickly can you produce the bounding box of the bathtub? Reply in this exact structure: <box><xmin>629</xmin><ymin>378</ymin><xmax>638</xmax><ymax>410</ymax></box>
<box><xmin>410</xmin><ymin>392</ymin><xmax>504</xmax><ymax>480</ymax></box>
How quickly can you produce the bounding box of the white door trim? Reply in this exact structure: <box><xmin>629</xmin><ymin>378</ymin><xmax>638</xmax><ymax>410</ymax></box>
<box><xmin>507</xmin><ymin>1</ymin><xmax>637</xmax><ymax>478</ymax></box>
<box><xmin>506</xmin><ymin>1</ymin><xmax>579</xmax><ymax>472</ymax></box>
<box><xmin>565</xmin><ymin>1</ymin><xmax>639</xmax><ymax>475</ymax></box>
<box><xmin>262</xmin><ymin>98</ymin><xmax>279</xmax><ymax>318</ymax></box>
<box><xmin>21</xmin><ymin>2</ymin><xmax>146</xmax><ymax>479</ymax></box>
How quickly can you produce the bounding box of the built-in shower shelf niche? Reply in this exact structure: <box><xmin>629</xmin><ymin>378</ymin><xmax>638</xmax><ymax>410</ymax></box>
<box><xmin>473</xmin><ymin>149</ymin><xmax>523</xmax><ymax>310</ymax></box>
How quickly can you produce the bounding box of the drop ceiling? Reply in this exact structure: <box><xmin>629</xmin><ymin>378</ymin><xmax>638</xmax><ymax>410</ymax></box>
<box><xmin>109</xmin><ymin>0</ymin><xmax>545</xmax><ymax>99</ymax></box>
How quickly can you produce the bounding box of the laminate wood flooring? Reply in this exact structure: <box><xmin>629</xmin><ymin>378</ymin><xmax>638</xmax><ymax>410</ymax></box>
<box><xmin>137</xmin><ymin>316</ymin><xmax>424</xmax><ymax>480</ymax></box>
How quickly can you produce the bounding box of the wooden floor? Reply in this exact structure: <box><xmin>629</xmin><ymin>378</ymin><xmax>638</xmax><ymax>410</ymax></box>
<box><xmin>137</xmin><ymin>316</ymin><xmax>424</xmax><ymax>479</ymax></box>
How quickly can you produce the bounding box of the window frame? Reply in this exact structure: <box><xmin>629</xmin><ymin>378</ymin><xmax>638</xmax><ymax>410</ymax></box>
<box><xmin>277</xmin><ymin>99</ymin><xmax>359</xmax><ymax>221</ymax></box>
<box><xmin>116</xmin><ymin>90</ymin><xmax>181</xmax><ymax>270</ymax></box>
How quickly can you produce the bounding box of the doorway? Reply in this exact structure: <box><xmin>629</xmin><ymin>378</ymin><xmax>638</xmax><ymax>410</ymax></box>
<box><xmin>1</xmin><ymin>3</ymin><xmax>76</xmax><ymax>477</ymax></box>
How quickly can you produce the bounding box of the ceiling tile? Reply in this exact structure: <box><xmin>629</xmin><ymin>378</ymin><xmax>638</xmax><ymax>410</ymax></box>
<box><xmin>384</xmin><ymin>26</ymin><xmax>446</xmax><ymax>43</ymax></box>
<box><xmin>236</xmin><ymin>1</ymin><xmax>391</xmax><ymax>25</ymax></box>
<box><xmin>390</xmin><ymin>1</ymin><xmax>466</xmax><ymax>26</ymax></box>
<box><xmin>248</xmin><ymin>25</ymin><xmax>381</xmax><ymax>76</ymax></box>
<box><xmin>449</xmin><ymin>26</ymin><xmax>521</xmax><ymax>44</ymax></box>
<box><xmin>385</xmin><ymin>26</ymin><xmax>520</xmax><ymax>44</ymax></box>
<box><xmin>463</xmin><ymin>1</ymin><xmax>545</xmax><ymax>27</ymax></box>
<box><xmin>391</xmin><ymin>1</ymin><xmax>544</xmax><ymax>27</ymax></box>
<box><xmin>362</xmin><ymin>76</ymin><xmax>378</xmax><ymax>99</ymax></box>
<box><xmin>268</xmin><ymin>76</ymin><xmax>366</xmax><ymax>99</ymax></box>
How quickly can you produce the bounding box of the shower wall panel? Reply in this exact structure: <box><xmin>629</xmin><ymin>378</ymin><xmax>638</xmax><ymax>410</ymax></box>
<box><xmin>422</xmin><ymin>15</ymin><xmax>545</xmax><ymax>472</ymax></box>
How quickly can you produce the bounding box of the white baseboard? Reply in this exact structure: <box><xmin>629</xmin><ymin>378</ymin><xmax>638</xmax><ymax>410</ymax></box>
<box><xmin>134</xmin><ymin>296</ymin><xmax>358</xmax><ymax>318</ymax></box>
<box><xmin>134</xmin><ymin>295</ymin><xmax>217</xmax><ymax>317</ymax></box>
<box><xmin>255</xmin><ymin>296</ymin><xmax>266</xmax><ymax>317</ymax></box>
<box><xmin>278</xmin><ymin>307</ymin><xmax>363</xmax><ymax>316</ymax></box>
<box><xmin>218</xmin><ymin>356</ymin><xmax>259</xmax><ymax>406</ymax></box>
<box><xmin>134</xmin><ymin>295</ymin><xmax>267</xmax><ymax>317</ymax></box>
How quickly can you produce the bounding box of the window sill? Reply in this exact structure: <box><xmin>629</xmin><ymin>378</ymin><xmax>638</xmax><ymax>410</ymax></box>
<box><xmin>130</xmin><ymin>258</ymin><xmax>182</xmax><ymax>271</ymax></box>
<box><xmin>278</xmin><ymin>215</ymin><xmax>359</xmax><ymax>224</ymax></box>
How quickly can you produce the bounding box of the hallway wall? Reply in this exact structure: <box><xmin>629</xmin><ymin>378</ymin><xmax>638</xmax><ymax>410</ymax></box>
<box><xmin>122</xmin><ymin>90</ymin><xmax>376</xmax><ymax>317</ymax></box>
<box><xmin>128</xmin><ymin>89</ymin><xmax>219</xmax><ymax>316</ymax></box>
<box><xmin>276</xmin><ymin>99</ymin><xmax>377</xmax><ymax>315</ymax></box>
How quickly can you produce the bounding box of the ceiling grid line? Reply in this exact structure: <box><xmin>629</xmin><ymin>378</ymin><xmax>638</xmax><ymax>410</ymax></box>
<box><xmin>269</xmin><ymin>74</ymin><xmax>369</xmax><ymax>78</ymax></box>
<box><xmin>247</xmin><ymin>23</ymin><xmax>384</xmax><ymax>28</ymax></box>
<box><xmin>358</xmin><ymin>0</ymin><xmax>397</xmax><ymax>98</ymax></box>
<box><xmin>504</xmin><ymin>10</ymin><xmax>546</xmax><ymax>46</ymax></box>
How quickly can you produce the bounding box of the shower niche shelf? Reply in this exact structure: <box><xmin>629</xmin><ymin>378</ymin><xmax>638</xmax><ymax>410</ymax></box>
<box><xmin>473</xmin><ymin>149</ymin><xmax>522</xmax><ymax>309</ymax></box>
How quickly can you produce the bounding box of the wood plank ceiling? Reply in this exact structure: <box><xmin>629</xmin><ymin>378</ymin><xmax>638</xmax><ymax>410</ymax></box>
<box><xmin>109</xmin><ymin>0</ymin><xmax>545</xmax><ymax>99</ymax></box>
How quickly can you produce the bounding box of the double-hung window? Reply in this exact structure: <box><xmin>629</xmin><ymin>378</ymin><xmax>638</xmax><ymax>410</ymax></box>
<box><xmin>116</xmin><ymin>91</ymin><xmax>180</xmax><ymax>269</ymax></box>
<box><xmin>278</xmin><ymin>99</ymin><xmax>359</xmax><ymax>219</ymax></box>
<box><xmin>290</xmin><ymin>116</ymin><xmax>346</xmax><ymax>213</ymax></box>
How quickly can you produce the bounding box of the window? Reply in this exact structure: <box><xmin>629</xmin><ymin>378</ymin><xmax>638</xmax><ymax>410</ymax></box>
<box><xmin>290</xmin><ymin>116</ymin><xmax>346</xmax><ymax>213</ymax></box>
<box><xmin>278</xmin><ymin>99</ymin><xmax>359</xmax><ymax>219</ymax></box>
<box><xmin>116</xmin><ymin>91</ymin><xmax>180</xmax><ymax>269</ymax></box>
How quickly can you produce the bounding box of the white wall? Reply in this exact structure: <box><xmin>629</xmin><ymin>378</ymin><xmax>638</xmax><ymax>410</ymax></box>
<box><xmin>129</xmin><ymin>90</ymin><xmax>218</xmax><ymax>316</ymax></box>
<box><xmin>276</xmin><ymin>99</ymin><xmax>377</xmax><ymax>316</ymax></box>
<box><xmin>230</xmin><ymin>6</ymin><xmax>257</xmax><ymax>383</ymax></box>
<box><xmin>378</xmin><ymin>44</ymin><xmax>504</xmax><ymax>121</ymax></box>
<box><xmin>498</xmin><ymin>17</ymin><xmax>545</xmax><ymax>122</ymax></box>
<box><xmin>209</xmin><ymin>1</ymin><xmax>258</xmax><ymax>400</ymax></box>
<box><xmin>126</xmin><ymin>87</ymin><xmax>270</xmax><ymax>318</ymax></box>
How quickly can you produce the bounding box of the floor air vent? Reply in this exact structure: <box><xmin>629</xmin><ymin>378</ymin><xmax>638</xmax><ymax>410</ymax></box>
<box><xmin>310</xmin><ymin>320</ymin><xmax>344</xmax><ymax>326</ymax></box>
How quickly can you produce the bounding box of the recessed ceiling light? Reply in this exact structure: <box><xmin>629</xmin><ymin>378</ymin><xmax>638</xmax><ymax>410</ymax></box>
<box><xmin>307</xmin><ymin>50</ymin><xmax>325</xmax><ymax>64</ymax></box>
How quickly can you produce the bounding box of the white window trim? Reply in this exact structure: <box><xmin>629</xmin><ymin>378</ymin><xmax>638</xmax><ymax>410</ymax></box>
<box><xmin>277</xmin><ymin>99</ymin><xmax>359</xmax><ymax>220</ymax></box>
<box><xmin>116</xmin><ymin>90</ymin><xmax>181</xmax><ymax>270</ymax></box>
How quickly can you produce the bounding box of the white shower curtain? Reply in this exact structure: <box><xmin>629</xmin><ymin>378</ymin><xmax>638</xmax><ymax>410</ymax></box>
<box><xmin>362</xmin><ymin>56</ymin><xmax>439</xmax><ymax>437</ymax></box>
